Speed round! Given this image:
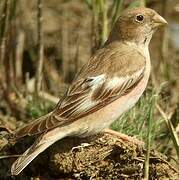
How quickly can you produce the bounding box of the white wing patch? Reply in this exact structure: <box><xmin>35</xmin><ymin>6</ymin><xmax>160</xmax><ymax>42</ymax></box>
<box><xmin>79</xmin><ymin>74</ymin><xmax>105</xmax><ymax>111</ymax></box>
<box><xmin>89</xmin><ymin>74</ymin><xmax>106</xmax><ymax>90</ymax></box>
<box><xmin>106</xmin><ymin>76</ymin><xmax>124</xmax><ymax>89</ymax></box>
<box><xmin>105</xmin><ymin>67</ymin><xmax>145</xmax><ymax>91</ymax></box>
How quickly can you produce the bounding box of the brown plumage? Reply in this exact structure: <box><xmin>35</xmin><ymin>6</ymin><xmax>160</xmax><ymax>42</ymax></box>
<box><xmin>15</xmin><ymin>42</ymin><xmax>146</xmax><ymax>138</ymax></box>
<box><xmin>11</xmin><ymin>7</ymin><xmax>167</xmax><ymax>175</ymax></box>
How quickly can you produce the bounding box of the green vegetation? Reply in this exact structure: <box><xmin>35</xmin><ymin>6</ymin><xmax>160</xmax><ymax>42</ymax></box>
<box><xmin>111</xmin><ymin>89</ymin><xmax>163</xmax><ymax>145</ymax></box>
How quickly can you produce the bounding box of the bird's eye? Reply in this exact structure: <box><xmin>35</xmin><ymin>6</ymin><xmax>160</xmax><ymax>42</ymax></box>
<box><xmin>136</xmin><ymin>15</ymin><xmax>144</xmax><ymax>22</ymax></box>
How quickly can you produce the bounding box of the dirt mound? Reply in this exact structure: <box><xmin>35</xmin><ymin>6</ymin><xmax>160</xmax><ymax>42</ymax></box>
<box><xmin>1</xmin><ymin>132</ymin><xmax>178</xmax><ymax>179</ymax></box>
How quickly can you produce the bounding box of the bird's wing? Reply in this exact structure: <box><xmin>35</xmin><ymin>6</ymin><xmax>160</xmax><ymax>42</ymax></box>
<box><xmin>15</xmin><ymin>43</ymin><xmax>146</xmax><ymax>138</ymax></box>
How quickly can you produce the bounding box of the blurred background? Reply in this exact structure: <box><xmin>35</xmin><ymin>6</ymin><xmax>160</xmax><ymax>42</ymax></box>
<box><xmin>0</xmin><ymin>0</ymin><xmax>179</xmax><ymax>178</ymax></box>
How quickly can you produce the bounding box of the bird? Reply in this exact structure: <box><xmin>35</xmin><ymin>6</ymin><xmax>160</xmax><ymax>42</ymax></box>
<box><xmin>11</xmin><ymin>7</ymin><xmax>167</xmax><ymax>175</ymax></box>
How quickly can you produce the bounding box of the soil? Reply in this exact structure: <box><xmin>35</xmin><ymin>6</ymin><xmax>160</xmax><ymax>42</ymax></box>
<box><xmin>0</xmin><ymin>132</ymin><xmax>179</xmax><ymax>179</ymax></box>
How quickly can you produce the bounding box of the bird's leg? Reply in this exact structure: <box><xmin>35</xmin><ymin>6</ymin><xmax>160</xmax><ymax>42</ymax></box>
<box><xmin>104</xmin><ymin>128</ymin><xmax>144</xmax><ymax>146</ymax></box>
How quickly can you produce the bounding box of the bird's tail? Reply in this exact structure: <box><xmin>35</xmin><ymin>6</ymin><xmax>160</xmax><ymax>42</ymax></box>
<box><xmin>11</xmin><ymin>127</ymin><xmax>67</xmax><ymax>175</ymax></box>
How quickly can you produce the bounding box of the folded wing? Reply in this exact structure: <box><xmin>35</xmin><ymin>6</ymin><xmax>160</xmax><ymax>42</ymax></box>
<box><xmin>15</xmin><ymin>43</ymin><xmax>146</xmax><ymax>138</ymax></box>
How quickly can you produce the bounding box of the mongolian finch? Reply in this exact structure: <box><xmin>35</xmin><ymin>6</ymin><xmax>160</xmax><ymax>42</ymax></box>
<box><xmin>11</xmin><ymin>7</ymin><xmax>167</xmax><ymax>175</ymax></box>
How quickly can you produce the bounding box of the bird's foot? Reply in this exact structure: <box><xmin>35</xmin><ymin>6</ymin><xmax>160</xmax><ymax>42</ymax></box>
<box><xmin>104</xmin><ymin>128</ymin><xmax>144</xmax><ymax>146</ymax></box>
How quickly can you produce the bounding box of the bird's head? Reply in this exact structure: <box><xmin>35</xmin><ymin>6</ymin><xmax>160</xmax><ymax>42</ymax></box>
<box><xmin>106</xmin><ymin>7</ymin><xmax>167</xmax><ymax>45</ymax></box>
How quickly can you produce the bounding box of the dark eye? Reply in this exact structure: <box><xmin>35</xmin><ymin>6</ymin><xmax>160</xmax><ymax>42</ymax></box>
<box><xmin>136</xmin><ymin>15</ymin><xmax>144</xmax><ymax>22</ymax></box>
